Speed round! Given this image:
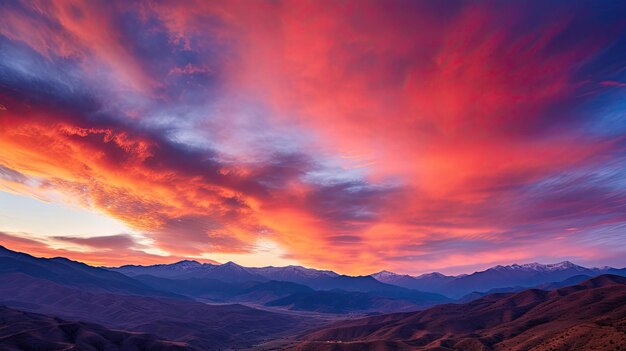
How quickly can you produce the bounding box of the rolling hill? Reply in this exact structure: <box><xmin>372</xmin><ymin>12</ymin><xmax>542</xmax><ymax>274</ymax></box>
<box><xmin>0</xmin><ymin>272</ymin><xmax>314</xmax><ymax>350</ymax></box>
<box><xmin>0</xmin><ymin>305</ymin><xmax>197</xmax><ymax>351</ymax></box>
<box><xmin>292</xmin><ymin>275</ymin><xmax>626</xmax><ymax>350</ymax></box>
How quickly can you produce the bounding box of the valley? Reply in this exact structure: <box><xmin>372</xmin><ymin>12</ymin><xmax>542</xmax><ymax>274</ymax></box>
<box><xmin>1</xmin><ymin>244</ymin><xmax>625</xmax><ymax>350</ymax></box>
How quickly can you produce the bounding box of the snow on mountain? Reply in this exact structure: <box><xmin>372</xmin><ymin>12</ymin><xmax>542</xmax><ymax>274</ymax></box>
<box><xmin>366</xmin><ymin>261</ymin><xmax>626</xmax><ymax>297</ymax></box>
<box><xmin>110</xmin><ymin>260</ymin><xmax>338</xmax><ymax>284</ymax></box>
<box><xmin>370</xmin><ymin>270</ymin><xmax>454</xmax><ymax>292</ymax></box>
<box><xmin>110</xmin><ymin>260</ymin><xmax>215</xmax><ymax>278</ymax></box>
<box><xmin>108</xmin><ymin>258</ymin><xmax>623</xmax><ymax>296</ymax></box>
<box><xmin>248</xmin><ymin>265</ymin><xmax>339</xmax><ymax>284</ymax></box>
<box><xmin>490</xmin><ymin>261</ymin><xmax>587</xmax><ymax>273</ymax></box>
<box><xmin>372</xmin><ymin>270</ymin><xmax>452</xmax><ymax>282</ymax></box>
<box><xmin>437</xmin><ymin>261</ymin><xmax>617</xmax><ymax>298</ymax></box>
<box><xmin>371</xmin><ymin>270</ymin><xmax>410</xmax><ymax>280</ymax></box>
<box><xmin>218</xmin><ymin>261</ymin><xmax>248</xmax><ymax>272</ymax></box>
<box><xmin>168</xmin><ymin>260</ymin><xmax>204</xmax><ymax>269</ymax></box>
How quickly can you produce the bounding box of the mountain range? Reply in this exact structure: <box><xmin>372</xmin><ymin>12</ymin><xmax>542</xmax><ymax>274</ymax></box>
<box><xmin>1</xmin><ymin>245</ymin><xmax>625</xmax><ymax>350</ymax></box>
<box><xmin>110</xmin><ymin>258</ymin><xmax>452</xmax><ymax>312</ymax></box>
<box><xmin>111</xmin><ymin>254</ymin><xmax>626</xmax><ymax>299</ymax></box>
<box><xmin>371</xmin><ymin>261</ymin><xmax>626</xmax><ymax>298</ymax></box>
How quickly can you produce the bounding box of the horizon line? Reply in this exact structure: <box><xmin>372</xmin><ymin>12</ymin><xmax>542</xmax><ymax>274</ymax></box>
<box><xmin>2</xmin><ymin>244</ymin><xmax>623</xmax><ymax>279</ymax></box>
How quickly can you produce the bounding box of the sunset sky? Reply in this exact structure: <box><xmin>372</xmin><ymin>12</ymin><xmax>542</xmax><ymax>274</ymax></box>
<box><xmin>1</xmin><ymin>0</ymin><xmax>626</xmax><ymax>275</ymax></box>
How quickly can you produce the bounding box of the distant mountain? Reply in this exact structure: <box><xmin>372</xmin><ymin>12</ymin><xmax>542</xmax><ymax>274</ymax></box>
<box><xmin>310</xmin><ymin>274</ymin><xmax>398</xmax><ymax>291</ymax></box>
<box><xmin>0</xmin><ymin>305</ymin><xmax>196</xmax><ymax>351</ymax></box>
<box><xmin>114</xmin><ymin>261</ymin><xmax>340</xmax><ymax>286</ymax></box>
<box><xmin>109</xmin><ymin>260</ymin><xmax>210</xmax><ymax>278</ymax></box>
<box><xmin>111</xmin><ymin>261</ymin><xmax>448</xmax><ymax>304</ymax></box>
<box><xmin>109</xmin><ymin>254</ymin><xmax>626</xmax><ymax>300</ymax></box>
<box><xmin>234</xmin><ymin>280</ymin><xmax>316</xmax><ymax>304</ymax></box>
<box><xmin>134</xmin><ymin>274</ymin><xmax>315</xmax><ymax>303</ymax></box>
<box><xmin>442</xmin><ymin>261</ymin><xmax>625</xmax><ymax>297</ymax></box>
<box><xmin>207</xmin><ymin>261</ymin><xmax>269</xmax><ymax>282</ymax></box>
<box><xmin>0</xmin><ymin>246</ymin><xmax>447</xmax><ymax>317</ymax></box>
<box><xmin>0</xmin><ymin>245</ymin><xmax>177</xmax><ymax>298</ymax></box>
<box><xmin>111</xmin><ymin>260</ymin><xmax>267</xmax><ymax>283</ymax></box>
<box><xmin>133</xmin><ymin>274</ymin><xmax>448</xmax><ymax>313</ymax></box>
<box><xmin>247</xmin><ymin>265</ymin><xmax>339</xmax><ymax>285</ymax></box>
<box><xmin>372</xmin><ymin>270</ymin><xmax>455</xmax><ymax>291</ymax></box>
<box><xmin>371</xmin><ymin>270</ymin><xmax>417</xmax><ymax>286</ymax></box>
<box><xmin>294</xmin><ymin>274</ymin><xmax>626</xmax><ymax>350</ymax></box>
<box><xmin>131</xmin><ymin>274</ymin><xmax>240</xmax><ymax>301</ymax></box>
<box><xmin>371</xmin><ymin>261</ymin><xmax>626</xmax><ymax>298</ymax></box>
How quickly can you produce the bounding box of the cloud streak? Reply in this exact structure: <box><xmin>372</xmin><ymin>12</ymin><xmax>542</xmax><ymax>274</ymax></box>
<box><xmin>0</xmin><ymin>0</ymin><xmax>625</xmax><ymax>274</ymax></box>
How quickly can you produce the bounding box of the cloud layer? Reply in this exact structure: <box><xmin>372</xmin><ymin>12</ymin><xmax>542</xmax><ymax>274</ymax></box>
<box><xmin>1</xmin><ymin>0</ymin><xmax>626</xmax><ymax>274</ymax></box>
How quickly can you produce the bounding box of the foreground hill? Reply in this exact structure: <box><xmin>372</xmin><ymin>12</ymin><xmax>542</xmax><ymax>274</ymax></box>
<box><xmin>292</xmin><ymin>275</ymin><xmax>626</xmax><ymax>351</ymax></box>
<box><xmin>457</xmin><ymin>274</ymin><xmax>594</xmax><ymax>303</ymax></box>
<box><xmin>0</xmin><ymin>272</ymin><xmax>315</xmax><ymax>350</ymax></box>
<box><xmin>0</xmin><ymin>305</ymin><xmax>196</xmax><ymax>351</ymax></box>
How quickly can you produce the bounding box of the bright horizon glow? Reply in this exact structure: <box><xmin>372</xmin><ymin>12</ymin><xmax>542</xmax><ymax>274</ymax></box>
<box><xmin>0</xmin><ymin>191</ymin><xmax>132</xmax><ymax>237</ymax></box>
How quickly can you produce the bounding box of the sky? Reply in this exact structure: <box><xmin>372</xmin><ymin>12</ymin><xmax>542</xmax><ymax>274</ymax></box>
<box><xmin>1</xmin><ymin>0</ymin><xmax>626</xmax><ymax>275</ymax></box>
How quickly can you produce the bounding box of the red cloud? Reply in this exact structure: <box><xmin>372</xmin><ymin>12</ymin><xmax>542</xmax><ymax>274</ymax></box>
<box><xmin>1</xmin><ymin>0</ymin><xmax>625</xmax><ymax>274</ymax></box>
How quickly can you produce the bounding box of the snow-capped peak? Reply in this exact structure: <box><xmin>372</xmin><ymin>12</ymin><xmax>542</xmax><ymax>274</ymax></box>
<box><xmin>171</xmin><ymin>260</ymin><xmax>203</xmax><ymax>269</ymax></box>
<box><xmin>542</xmin><ymin>261</ymin><xmax>583</xmax><ymax>271</ymax></box>
<box><xmin>372</xmin><ymin>270</ymin><xmax>401</xmax><ymax>279</ymax></box>
<box><xmin>219</xmin><ymin>261</ymin><xmax>247</xmax><ymax>271</ymax></box>
<box><xmin>490</xmin><ymin>261</ymin><xmax>585</xmax><ymax>272</ymax></box>
<box><xmin>249</xmin><ymin>265</ymin><xmax>339</xmax><ymax>279</ymax></box>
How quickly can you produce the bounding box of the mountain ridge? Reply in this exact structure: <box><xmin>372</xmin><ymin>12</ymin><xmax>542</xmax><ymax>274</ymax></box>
<box><xmin>5</xmin><ymin>243</ymin><xmax>625</xmax><ymax>299</ymax></box>
<box><xmin>292</xmin><ymin>274</ymin><xmax>626</xmax><ymax>350</ymax></box>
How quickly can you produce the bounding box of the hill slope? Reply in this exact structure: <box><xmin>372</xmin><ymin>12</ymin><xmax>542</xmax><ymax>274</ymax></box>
<box><xmin>293</xmin><ymin>275</ymin><xmax>626</xmax><ymax>351</ymax></box>
<box><xmin>0</xmin><ymin>272</ymin><xmax>314</xmax><ymax>350</ymax></box>
<box><xmin>0</xmin><ymin>305</ymin><xmax>196</xmax><ymax>351</ymax></box>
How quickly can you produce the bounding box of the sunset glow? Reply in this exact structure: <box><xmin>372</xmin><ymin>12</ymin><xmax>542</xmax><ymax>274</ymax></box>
<box><xmin>1</xmin><ymin>0</ymin><xmax>626</xmax><ymax>275</ymax></box>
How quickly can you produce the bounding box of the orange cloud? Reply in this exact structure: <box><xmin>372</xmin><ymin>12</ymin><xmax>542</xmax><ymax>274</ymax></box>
<box><xmin>1</xmin><ymin>0</ymin><xmax>625</xmax><ymax>274</ymax></box>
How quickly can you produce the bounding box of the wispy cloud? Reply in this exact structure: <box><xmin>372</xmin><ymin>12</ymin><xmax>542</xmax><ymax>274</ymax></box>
<box><xmin>0</xmin><ymin>0</ymin><xmax>625</xmax><ymax>274</ymax></box>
